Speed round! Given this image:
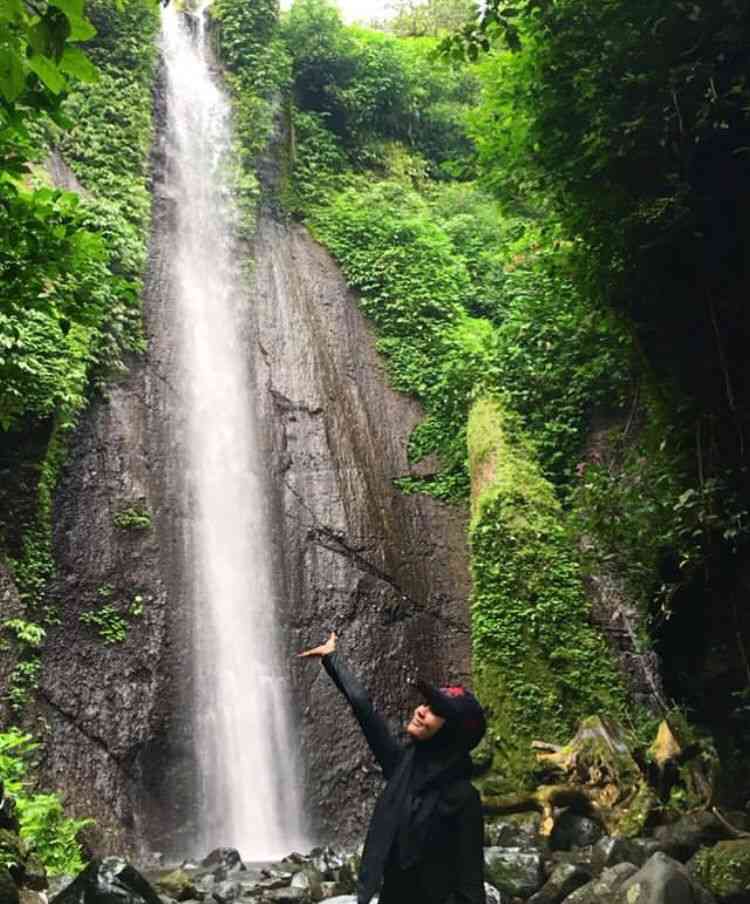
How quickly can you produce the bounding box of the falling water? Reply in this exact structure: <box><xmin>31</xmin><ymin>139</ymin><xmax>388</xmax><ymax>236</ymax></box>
<box><xmin>160</xmin><ymin>3</ymin><xmax>307</xmax><ymax>858</ymax></box>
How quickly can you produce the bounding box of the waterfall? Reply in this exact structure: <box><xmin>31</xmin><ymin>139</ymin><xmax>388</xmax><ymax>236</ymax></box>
<box><xmin>160</xmin><ymin>3</ymin><xmax>307</xmax><ymax>859</ymax></box>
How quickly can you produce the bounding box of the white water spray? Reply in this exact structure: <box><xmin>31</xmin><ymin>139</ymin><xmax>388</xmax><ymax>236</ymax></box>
<box><xmin>160</xmin><ymin>3</ymin><xmax>307</xmax><ymax>858</ymax></box>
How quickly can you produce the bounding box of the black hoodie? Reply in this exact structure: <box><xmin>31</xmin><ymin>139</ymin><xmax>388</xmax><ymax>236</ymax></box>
<box><xmin>322</xmin><ymin>652</ymin><xmax>486</xmax><ymax>904</ymax></box>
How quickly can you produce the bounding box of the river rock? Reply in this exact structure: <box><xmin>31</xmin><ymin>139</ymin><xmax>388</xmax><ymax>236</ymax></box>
<box><xmin>688</xmin><ymin>839</ymin><xmax>750</xmax><ymax>902</ymax></box>
<box><xmin>563</xmin><ymin>863</ymin><xmax>639</xmax><ymax>903</ymax></box>
<box><xmin>50</xmin><ymin>858</ymin><xmax>163</xmax><ymax>904</ymax></box>
<box><xmin>18</xmin><ymin>891</ymin><xmax>45</xmax><ymax>904</ymax></box>
<box><xmin>485</xmin><ymin>820</ymin><xmax>541</xmax><ymax>850</ymax></box>
<box><xmin>211</xmin><ymin>880</ymin><xmax>240</xmax><ymax>903</ymax></box>
<box><xmin>483</xmin><ymin>884</ymin><xmax>502</xmax><ymax>904</ymax></box>
<box><xmin>264</xmin><ymin>890</ymin><xmax>307</xmax><ymax>904</ymax></box>
<box><xmin>290</xmin><ymin>868</ymin><xmax>323</xmax><ymax>900</ymax></box>
<box><xmin>528</xmin><ymin>863</ymin><xmax>591</xmax><ymax>904</ymax></box>
<box><xmin>47</xmin><ymin>876</ymin><xmax>75</xmax><ymax>899</ymax></box>
<box><xmin>549</xmin><ymin>813</ymin><xmax>604</xmax><ymax>851</ymax></box>
<box><xmin>652</xmin><ymin>812</ymin><xmax>729</xmax><ymax>862</ymax></box>
<box><xmin>484</xmin><ymin>847</ymin><xmax>544</xmax><ymax>898</ymax></box>
<box><xmin>591</xmin><ymin>836</ymin><xmax>647</xmax><ymax>872</ymax></box>
<box><xmin>200</xmin><ymin>851</ymin><xmax>244</xmax><ymax>875</ymax></box>
<box><xmin>156</xmin><ymin>870</ymin><xmax>198</xmax><ymax>902</ymax></box>
<box><xmin>613</xmin><ymin>852</ymin><xmax>716</xmax><ymax>904</ymax></box>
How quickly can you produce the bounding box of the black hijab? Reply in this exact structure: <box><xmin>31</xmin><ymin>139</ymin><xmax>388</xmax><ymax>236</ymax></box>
<box><xmin>357</xmin><ymin>720</ymin><xmax>474</xmax><ymax>904</ymax></box>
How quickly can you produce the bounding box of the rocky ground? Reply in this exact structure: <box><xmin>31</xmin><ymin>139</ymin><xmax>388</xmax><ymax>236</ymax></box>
<box><xmin>4</xmin><ymin>803</ymin><xmax>750</xmax><ymax>904</ymax></box>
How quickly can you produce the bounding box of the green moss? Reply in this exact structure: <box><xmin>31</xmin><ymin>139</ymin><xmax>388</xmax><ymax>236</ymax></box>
<box><xmin>691</xmin><ymin>840</ymin><xmax>750</xmax><ymax>898</ymax></box>
<box><xmin>112</xmin><ymin>505</ymin><xmax>151</xmax><ymax>531</ymax></box>
<box><xmin>468</xmin><ymin>397</ymin><xmax>632</xmax><ymax>792</ymax></box>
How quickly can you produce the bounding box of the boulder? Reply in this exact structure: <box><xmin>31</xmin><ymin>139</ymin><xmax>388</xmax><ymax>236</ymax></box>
<box><xmin>19</xmin><ymin>892</ymin><xmax>45</xmax><ymax>904</ymax></box>
<box><xmin>0</xmin><ymin>866</ymin><xmax>19</xmax><ymax>904</ymax></box>
<box><xmin>484</xmin><ymin>847</ymin><xmax>544</xmax><ymax>898</ymax></box>
<box><xmin>263</xmin><ymin>890</ymin><xmax>307</xmax><ymax>904</ymax></box>
<box><xmin>652</xmin><ymin>812</ymin><xmax>729</xmax><ymax>862</ymax></box>
<box><xmin>485</xmin><ymin>820</ymin><xmax>541</xmax><ymax>850</ymax></box>
<box><xmin>688</xmin><ymin>839</ymin><xmax>750</xmax><ymax>902</ymax></box>
<box><xmin>591</xmin><ymin>836</ymin><xmax>647</xmax><ymax>872</ymax></box>
<box><xmin>563</xmin><ymin>863</ymin><xmax>639</xmax><ymax>903</ymax></box>
<box><xmin>47</xmin><ymin>876</ymin><xmax>75</xmax><ymax>900</ymax></box>
<box><xmin>198</xmin><ymin>852</ymin><xmax>244</xmax><ymax>875</ymax></box>
<box><xmin>549</xmin><ymin>813</ymin><xmax>604</xmax><ymax>852</ymax></box>
<box><xmin>50</xmin><ymin>858</ymin><xmax>163</xmax><ymax>904</ymax></box>
<box><xmin>613</xmin><ymin>852</ymin><xmax>716</xmax><ymax>904</ymax></box>
<box><xmin>290</xmin><ymin>868</ymin><xmax>323</xmax><ymax>901</ymax></box>
<box><xmin>21</xmin><ymin>854</ymin><xmax>47</xmax><ymax>892</ymax></box>
<box><xmin>483</xmin><ymin>884</ymin><xmax>502</xmax><ymax>904</ymax></box>
<box><xmin>156</xmin><ymin>869</ymin><xmax>199</xmax><ymax>902</ymax></box>
<box><xmin>210</xmin><ymin>880</ymin><xmax>240</xmax><ymax>903</ymax></box>
<box><xmin>527</xmin><ymin>863</ymin><xmax>591</xmax><ymax>904</ymax></box>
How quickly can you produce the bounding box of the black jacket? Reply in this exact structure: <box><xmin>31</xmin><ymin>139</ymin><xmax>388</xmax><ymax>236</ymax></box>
<box><xmin>323</xmin><ymin>652</ymin><xmax>486</xmax><ymax>904</ymax></box>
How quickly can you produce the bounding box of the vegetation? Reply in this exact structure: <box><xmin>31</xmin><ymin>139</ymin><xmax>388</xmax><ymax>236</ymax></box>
<box><xmin>3</xmin><ymin>0</ymin><xmax>750</xmax><ymax>826</ymax></box>
<box><xmin>468</xmin><ymin>398</ymin><xmax>631</xmax><ymax>788</ymax></box>
<box><xmin>0</xmin><ymin>730</ymin><xmax>91</xmax><ymax>874</ymax></box>
<box><xmin>1</xmin><ymin>0</ymin><xmax>158</xmax><ymax>718</ymax></box>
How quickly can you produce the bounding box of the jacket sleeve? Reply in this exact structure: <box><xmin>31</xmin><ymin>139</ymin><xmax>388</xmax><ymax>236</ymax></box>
<box><xmin>452</xmin><ymin>788</ymin><xmax>486</xmax><ymax>904</ymax></box>
<box><xmin>322</xmin><ymin>651</ymin><xmax>402</xmax><ymax>779</ymax></box>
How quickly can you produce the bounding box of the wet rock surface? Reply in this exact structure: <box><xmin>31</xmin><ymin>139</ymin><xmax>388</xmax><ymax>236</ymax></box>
<box><xmin>251</xmin><ymin>211</ymin><xmax>472</xmax><ymax>845</ymax></box>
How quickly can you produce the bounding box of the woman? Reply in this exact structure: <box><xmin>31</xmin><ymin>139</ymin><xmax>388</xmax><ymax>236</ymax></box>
<box><xmin>299</xmin><ymin>632</ymin><xmax>487</xmax><ymax>904</ymax></box>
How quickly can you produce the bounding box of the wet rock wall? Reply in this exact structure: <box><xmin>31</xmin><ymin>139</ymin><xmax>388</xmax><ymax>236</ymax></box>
<box><xmin>24</xmin><ymin>95</ymin><xmax>472</xmax><ymax>854</ymax></box>
<box><xmin>250</xmin><ymin>213</ymin><xmax>472</xmax><ymax>845</ymax></box>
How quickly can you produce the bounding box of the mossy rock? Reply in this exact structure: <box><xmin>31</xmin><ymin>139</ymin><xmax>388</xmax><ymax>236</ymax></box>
<box><xmin>156</xmin><ymin>869</ymin><xmax>198</xmax><ymax>901</ymax></box>
<box><xmin>689</xmin><ymin>839</ymin><xmax>750</xmax><ymax>900</ymax></box>
<box><xmin>467</xmin><ymin>398</ymin><xmax>631</xmax><ymax>792</ymax></box>
<box><xmin>0</xmin><ymin>866</ymin><xmax>18</xmax><ymax>904</ymax></box>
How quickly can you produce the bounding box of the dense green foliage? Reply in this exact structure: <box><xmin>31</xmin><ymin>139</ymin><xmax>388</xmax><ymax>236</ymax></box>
<box><xmin>0</xmin><ymin>730</ymin><xmax>91</xmax><ymax>873</ymax></box>
<box><xmin>211</xmin><ymin>0</ymin><xmax>291</xmax><ymax>229</ymax></box>
<box><xmin>469</xmin><ymin>398</ymin><xmax>631</xmax><ymax>788</ymax></box>
<box><xmin>283</xmin><ymin>0</ymin><xmax>477</xmax><ymax>178</ymax></box>
<box><xmin>1</xmin><ymin>0</ymin><xmax>158</xmax><ymax>717</ymax></box>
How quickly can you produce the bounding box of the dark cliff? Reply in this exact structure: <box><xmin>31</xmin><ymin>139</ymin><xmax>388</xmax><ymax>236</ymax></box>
<box><xmin>27</xmin><ymin>79</ymin><xmax>472</xmax><ymax>854</ymax></box>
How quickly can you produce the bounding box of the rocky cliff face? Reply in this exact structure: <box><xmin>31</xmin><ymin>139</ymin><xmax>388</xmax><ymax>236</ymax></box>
<box><xmin>250</xmin><ymin>212</ymin><xmax>472</xmax><ymax>845</ymax></box>
<box><xmin>28</xmin><ymin>87</ymin><xmax>472</xmax><ymax>854</ymax></box>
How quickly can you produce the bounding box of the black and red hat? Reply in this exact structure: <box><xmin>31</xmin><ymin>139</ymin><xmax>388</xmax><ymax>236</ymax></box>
<box><xmin>415</xmin><ymin>680</ymin><xmax>486</xmax><ymax>750</ymax></box>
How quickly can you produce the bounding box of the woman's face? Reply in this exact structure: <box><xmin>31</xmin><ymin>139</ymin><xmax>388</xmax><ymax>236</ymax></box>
<box><xmin>406</xmin><ymin>703</ymin><xmax>446</xmax><ymax>742</ymax></box>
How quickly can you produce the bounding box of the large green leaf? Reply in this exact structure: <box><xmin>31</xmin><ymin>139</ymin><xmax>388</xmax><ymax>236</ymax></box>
<box><xmin>0</xmin><ymin>46</ymin><xmax>25</xmax><ymax>103</ymax></box>
<box><xmin>59</xmin><ymin>46</ymin><xmax>97</xmax><ymax>83</ymax></box>
<box><xmin>27</xmin><ymin>53</ymin><xmax>67</xmax><ymax>94</ymax></box>
<box><xmin>49</xmin><ymin>0</ymin><xmax>85</xmax><ymax>19</ymax></box>
<box><xmin>65</xmin><ymin>13</ymin><xmax>96</xmax><ymax>42</ymax></box>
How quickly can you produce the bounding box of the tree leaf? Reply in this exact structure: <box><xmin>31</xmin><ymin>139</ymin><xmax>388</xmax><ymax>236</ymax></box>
<box><xmin>58</xmin><ymin>46</ymin><xmax>97</xmax><ymax>82</ymax></box>
<box><xmin>65</xmin><ymin>14</ymin><xmax>96</xmax><ymax>42</ymax></box>
<box><xmin>49</xmin><ymin>0</ymin><xmax>85</xmax><ymax>20</ymax></box>
<box><xmin>26</xmin><ymin>53</ymin><xmax>67</xmax><ymax>94</ymax></box>
<box><xmin>0</xmin><ymin>46</ymin><xmax>25</xmax><ymax>103</ymax></box>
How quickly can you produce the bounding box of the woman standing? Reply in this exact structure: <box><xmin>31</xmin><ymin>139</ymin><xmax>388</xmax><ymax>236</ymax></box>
<box><xmin>299</xmin><ymin>632</ymin><xmax>487</xmax><ymax>904</ymax></box>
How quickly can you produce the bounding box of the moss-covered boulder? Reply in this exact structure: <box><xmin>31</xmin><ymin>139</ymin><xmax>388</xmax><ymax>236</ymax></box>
<box><xmin>689</xmin><ymin>839</ymin><xmax>750</xmax><ymax>901</ymax></box>
<box><xmin>467</xmin><ymin>397</ymin><xmax>631</xmax><ymax>792</ymax></box>
<box><xmin>155</xmin><ymin>870</ymin><xmax>198</xmax><ymax>902</ymax></box>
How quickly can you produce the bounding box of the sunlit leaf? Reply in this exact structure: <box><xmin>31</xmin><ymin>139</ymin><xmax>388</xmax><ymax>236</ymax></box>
<box><xmin>27</xmin><ymin>53</ymin><xmax>67</xmax><ymax>94</ymax></box>
<box><xmin>59</xmin><ymin>45</ymin><xmax>97</xmax><ymax>82</ymax></box>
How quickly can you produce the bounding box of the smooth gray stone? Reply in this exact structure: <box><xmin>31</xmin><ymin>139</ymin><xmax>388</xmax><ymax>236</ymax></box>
<box><xmin>484</xmin><ymin>846</ymin><xmax>544</xmax><ymax>898</ymax></box>
<box><xmin>614</xmin><ymin>853</ymin><xmax>717</xmax><ymax>904</ymax></box>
